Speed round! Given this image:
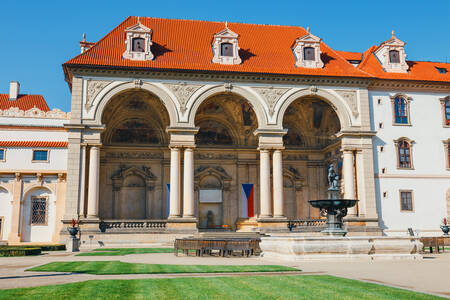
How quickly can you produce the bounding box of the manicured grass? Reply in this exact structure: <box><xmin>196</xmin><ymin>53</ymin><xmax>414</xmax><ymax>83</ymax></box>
<box><xmin>76</xmin><ymin>248</ymin><xmax>174</xmax><ymax>256</ymax></box>
<box><xmin>0</xmin><ymin>275</ymin><xmax>442</xmax><ymax>300</ymax></box>
<box><xmin>27</xmin><ymin>261</ymin><xmax>298</xmax><ymax>275</ymax></box>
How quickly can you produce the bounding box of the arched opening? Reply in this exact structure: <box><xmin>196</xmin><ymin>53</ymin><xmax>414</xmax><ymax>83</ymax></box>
<box><xmin>0</xmin><ymin>187</ymin><xmax>12</xmax><ymax>240</ymax></box>
<box><xmin>282</xmin><ymin>97</ymin><xmax>341</xmax><ymax>218</ymax></box>
<box><xmin>20</xmin><ymin>187</ymin><xmax>54</xmax><ymax>242</ymax></box>
<box><xmin>194</xmin><ymin>93</ymin><xmax>258</xmax><ymax>229</ymax></box>
<box><xmin>98</xmin><ymin>89</ymin><xmax>169</xmax><ymax>220</ymax></box>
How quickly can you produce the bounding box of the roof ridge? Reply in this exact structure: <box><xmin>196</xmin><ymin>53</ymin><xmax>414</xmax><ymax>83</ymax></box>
<box><xmin>325</xmin><ymin>45</ymin><xmax>374</xmax><ymax>78</ymax></box>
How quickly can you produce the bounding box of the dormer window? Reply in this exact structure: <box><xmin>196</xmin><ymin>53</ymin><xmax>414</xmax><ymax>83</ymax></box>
<box><xmin>374</xmin><ymin>31</ymin><xmax>408</xmax><ymax>73</ymax></box>
<box><xmin>389</xmin><ymin>50</ymin><xmax>400</xmax><ymax>63</ymax></box>
<box><xmin>292</xmin><ymin>29</ymin><xmax>324</xmax><ymax>69</ymax></box>
<box><xmin>212</xmin><ymin>23</ymin><xmax>242</xmax><ymax>65</ymax></box>
<box><xmin>304</xmin><ymin>47</ymin><xmax>315</xmax><ymax>61</ymax></box>
<box><xmin>122</xmin><ymin>18</ymin><xmax>154</xmax><ymax>61</ymax></box>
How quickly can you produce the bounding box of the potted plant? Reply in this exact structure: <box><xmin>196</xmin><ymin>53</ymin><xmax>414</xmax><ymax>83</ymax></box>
<box><xmin>441</xmin><ymin>217</ymin><xmax>449</xmax><ymax>235</ymax></box>
<box><xmin>68</xmin><ymin>218</ymin><xmax>79</xmax><ymax>237</ymax></box>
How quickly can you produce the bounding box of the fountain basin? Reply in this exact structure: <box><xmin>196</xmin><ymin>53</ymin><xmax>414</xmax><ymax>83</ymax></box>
<box><xmin>309</xmin><ymin>199</ymin><xmax>358</xmax><ymax>210</ymax></box>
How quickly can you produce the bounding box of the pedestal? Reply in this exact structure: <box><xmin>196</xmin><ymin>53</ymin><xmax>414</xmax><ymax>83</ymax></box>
<box><xmin>66</xmin><ymin>236</ymin><xmax>80</xmax><ymax>252</ymax></box>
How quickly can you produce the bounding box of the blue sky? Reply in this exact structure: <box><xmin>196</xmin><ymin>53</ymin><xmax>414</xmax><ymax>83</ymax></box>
<box><xmin>1</xmin><ymin>0</ymin><xmax>449</xmax><ymax>111</ymax></box>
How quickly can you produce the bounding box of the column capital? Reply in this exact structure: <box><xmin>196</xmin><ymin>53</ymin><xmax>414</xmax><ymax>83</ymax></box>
<box><xmin>88</xmin><ymin>143</ymin><xmax>102</xmax><ymax>148</ymax></box>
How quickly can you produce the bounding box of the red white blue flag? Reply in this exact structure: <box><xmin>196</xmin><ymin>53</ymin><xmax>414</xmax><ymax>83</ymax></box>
<box><xmin>241</xmin><ymin>184</ymin><xmax>254</xmax><ymax>218</ymax></box>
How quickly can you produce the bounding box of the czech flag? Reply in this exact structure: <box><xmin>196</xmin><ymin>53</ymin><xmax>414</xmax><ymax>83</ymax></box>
<box><xmin>241</xmin><ymin>184</ymin><xmax>254</xmax><ymax>218</ymax></box>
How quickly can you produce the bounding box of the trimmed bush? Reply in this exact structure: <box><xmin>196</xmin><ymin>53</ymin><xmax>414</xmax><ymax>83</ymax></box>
<box><xmin>0</xmin><ymin>244</ymin><xmax>66</xmax><ymax>252</ymax></box>
<box><xmin>0</xmin><ymin>247</ymin><xmax>41</xmax><ymax>257</ymax></box>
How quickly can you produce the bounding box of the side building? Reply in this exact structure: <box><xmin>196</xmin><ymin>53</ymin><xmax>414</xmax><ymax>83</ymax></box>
<box><xmin>0</xmin><ymin>82</ymin><xmax>69</xmax><ymax>243</ymax></box>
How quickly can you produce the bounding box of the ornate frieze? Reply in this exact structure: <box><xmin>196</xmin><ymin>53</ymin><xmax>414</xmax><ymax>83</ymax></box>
<box><xmin>105</xmin><ymin>152</ymin><xmax>163</xmax><ymax>160</ymax></box>
<box><xmin>86</xmin><ymin>80</ymin><xmax>112</xmax><ymax>111</ymax></box>
<box><xmin>283</xmin><ymin>154</ymin><xmax>308</xmax><ymax>161</ymax></box>
<box><xmin>195</xmin><ymin>153</ymin><xmax>237</xmax><ymax>160</ymax></box>
<box><xmin>336</xmin><ymin>90</ymin><xmax>359</xmax><ymax>118</ymax></box>
<box><xmin>0</xmin><ymin>107</ymin><xmax>69</xmax><ymax>119</ymax></box>
<box><xmin>165</xmin><ymin>83</ymin><xmax>201</xmax><ymax>113</ymax></box>
<box><xmin>253</xmin><ymin>87</ymin><xmax>289</xmax><ymax>116</ymax></box>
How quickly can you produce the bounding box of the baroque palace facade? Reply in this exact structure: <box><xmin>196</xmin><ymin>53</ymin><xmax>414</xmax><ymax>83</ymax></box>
<box><xmin>0</xmin><ymin>16</ymin><xmax>449</xmax><ymax>243</ymax></box>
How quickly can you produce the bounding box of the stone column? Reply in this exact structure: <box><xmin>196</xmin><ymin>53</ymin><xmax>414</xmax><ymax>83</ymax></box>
<box><xmin>183</xmin><ymin>147</ymin><xmax>195</xmax><ymax>218</ymax></box>
<box><xmin>169</xmin><ymin>147</ymin><xmax>181</xmax><ymax>218</ymax></box>
<box><xmin>78</xmin><ymin>144</ymin><xmax>86</xmax><ymax>217</ymax></box>
<box><xmin>343</xmin><ymin>149</ymin><xmax>356</xmax><ymax>215</ymax></box>
<box><xmin>272</xmin><ymin>149</ymin><xmax>284</xmax><ymax>218</ymax></box>
<box><xmin>87</xmin><ymin>146</ymin><xmax>100</xmax><ymax>218</ymax></box>
<box><xmin>259</xmin><ymin>149</ymin><xmax>272</xmax><ymax>218</ymax></box>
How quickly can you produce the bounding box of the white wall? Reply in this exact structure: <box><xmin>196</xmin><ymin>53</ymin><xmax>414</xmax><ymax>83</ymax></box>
<box><xmin>0</xmin><ymin>187</ymin><xmax>12</xmax><ymax>240</ymax></box>
<box><xmin>0</xmin><ymin>148</ymin><xmax>67</xmax><ymax>171</ymax></box>
<box><xmin>370</xmin><ymin>90</ymin><xmax>450</xmax><ymax>235</ymax></box>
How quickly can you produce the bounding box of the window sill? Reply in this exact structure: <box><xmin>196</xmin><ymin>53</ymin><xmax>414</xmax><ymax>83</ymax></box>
<box><xmin>396</xmin><ymin>167</ymin><xmax>415</xmax><ymax>170</ymax></box>
<box><xmin>392</xmin><ymin>123</ymin><xmax>412</xmax><ymax>127</ymax></box>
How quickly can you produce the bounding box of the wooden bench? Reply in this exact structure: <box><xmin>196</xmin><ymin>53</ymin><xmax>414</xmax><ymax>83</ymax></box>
<box><xmin>420</xmin><ymin>236</ymin><xmax>450</xmax><ymax>253</ymax></box>
<box><xmin>174</xmin><ymin>237</ymin><xmax>260</xmax><ymax>257</ymax></box>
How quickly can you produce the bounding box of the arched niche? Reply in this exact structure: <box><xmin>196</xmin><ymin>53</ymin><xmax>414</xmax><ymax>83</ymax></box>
<box><xmin>21</xmin><ymin>187</ymin><xmax>55</xmax><ymax>242</ymax></box>
<box><xmin>194</xmin><ymin>93</ymin><xmax>258</xmax><ymax>147</ymax></box>
<box><xmin>101</xmin><ymin>89</ymin><xmax>170</xmax><ymax>146</ymax></box>
<box><xmin>110</xmin><ymin>166</ymin><xmax>156</xmax><ymax>220</ymax></box>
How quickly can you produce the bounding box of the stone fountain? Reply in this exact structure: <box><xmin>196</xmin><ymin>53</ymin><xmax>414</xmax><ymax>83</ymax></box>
<box><xmin>259</xmin><ymin>165</ymin><xmax>423</xmax><ymax>261</ymax></box>
<box><xmin>308</xmin><ymin>164</ymin><xmax>357</xmax><ymax>236</ymax></box>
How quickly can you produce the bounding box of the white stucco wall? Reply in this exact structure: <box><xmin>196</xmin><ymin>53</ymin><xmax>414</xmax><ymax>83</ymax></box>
<box><xmin>370</xmin><ymin>90</ymin><xmax>450</xmax><ymax>235</ymax></box>
<box><xmin>0</xmin><ymin>148</ymin><xmax>67</xmax><ymax>171</ymax></box>
<box><xmin>0</xmin><ymin>187</ymin><xmax>12</xmax><ymax>240</ymax></box>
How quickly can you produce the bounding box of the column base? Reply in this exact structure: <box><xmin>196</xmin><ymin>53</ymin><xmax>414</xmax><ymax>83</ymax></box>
<box><xmin>167</xmin><ymin>218</ymin><xmax>198</xmax><ymax>233</ymax></box>
<box><xmin>168</xmin><ymin>215</ymin><xmax>181</xmax><ymax>220</ymax></box>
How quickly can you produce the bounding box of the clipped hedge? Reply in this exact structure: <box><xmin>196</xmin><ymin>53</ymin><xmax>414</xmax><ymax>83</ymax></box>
<box><xmin>38</xmin><ymin>244</ymin><xmax>66</xmax><ymax>251</ymax></box>
<box><xmin>0</xmin><ymin>247</ymin><xmax>41</xmax><ymax>257</ymax></box>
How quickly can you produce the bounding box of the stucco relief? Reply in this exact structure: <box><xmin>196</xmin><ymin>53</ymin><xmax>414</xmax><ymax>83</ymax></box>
<box><xmin>0</xmin><ymin>107</ymin><xmax>69</xmax><ymax>119</ymax></box>
<box><xmin>253</xmin><ymin>87</ymin><xmax>289</xmax><ymax>117</ymax></box>
<box><xmin>105</xmin><ymin>152</ymin><xmax>163</xmax><ymax>160</ymax></box>
<box><xmin>195</xmin><ymin>153</ymin><xmax>237</xmax><ymax>160</ymax></box>
<box><xmin>86</xmin><ymin>80</ymin><xmax>112</xmax><ymax>111</ymax></box>
<box><xmin>336</xmin><ymin>90</ymin><xmax>359</xmax><ymax>118</ymax></box>
<box><xmin>165</xmin><ymin>83</ymin><xmax>201</xmax><ymax>114</ymax></box>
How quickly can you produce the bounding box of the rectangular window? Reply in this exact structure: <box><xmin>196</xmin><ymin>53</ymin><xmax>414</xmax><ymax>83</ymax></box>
<box><xmin>400</xmin><ymin>191</ymin><xmax>413</xmax><ymax>212</ymax></box>
<box><xmin>0</xmin><ymin>149</ymin><xmax>4</xmax><ymax>161</ymax></box>
<box><xmin>31</xmin><ymin>197</ymin><xmax>47</xmax><ymax>225</ymax></box>
<box><xmin>32</xmin><ymin>150</ymin><xmax>48</xmax><ymax>162</ymax></box>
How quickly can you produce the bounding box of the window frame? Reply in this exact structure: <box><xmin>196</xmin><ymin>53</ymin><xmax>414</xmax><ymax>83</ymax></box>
<box><xmin>32</xmin><ymin>149</ymin><xmax>49</xmax><ymax>163</ymax></box>
<box><xmin>0</xmin><ymin>148</ymin><xmax>5</xmax><ymax>162</ymax></box>
<box><xmin>30</xmin><ymin>196</ymin><xmax>48</xmax><ymax>226</ymax></box>
<box><xmin>399</xmin><ymin>190</ymin><xmax>414</xmax><ymax>212</ymax></box>
<box><xmin>394</xmin><ymin>137</ymin><xmax>414</xmax><ymax>170</ymax></box>
<box><xmin>389</xmin><ymin>50</ymin><xmax>400</xmax><ymax>64</ymax></box>
<box><xmin>439</xmin><ymin>96</ymin><xmax>450</xmax><ymax>127</ymax></box>
<box><xmin>390</xmin><ymin>94</ymin><xmax>412</xmax><ymax>126</ymax></box>
<box><xmin>444</xmin><ymin>139</ymin><xmax>450</xmax><ymax>170</ymax></box>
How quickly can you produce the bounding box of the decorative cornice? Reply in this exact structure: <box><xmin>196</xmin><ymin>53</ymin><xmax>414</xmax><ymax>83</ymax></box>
<box><xmin>0</xmin><ymin>107</ymin><xmax>69</xmax><ymax>119</ymax></box>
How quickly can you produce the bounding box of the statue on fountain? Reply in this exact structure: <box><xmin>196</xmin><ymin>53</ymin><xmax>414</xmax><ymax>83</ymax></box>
<box><xmin>327</xmin><ymin>164</ymin><xmax>340</xmax><ymax>190</ymax></box>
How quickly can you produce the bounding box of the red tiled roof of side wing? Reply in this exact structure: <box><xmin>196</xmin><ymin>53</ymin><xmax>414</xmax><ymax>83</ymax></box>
<box><xmin>0</xmin><ymin>94</ymin><xmax>50</xmax><ymax>111</ymax></box>
<box><xmin>64</xmin><ymin>17</ymin><xmax>372</xmax><ymax>79</ymax></box>
<box><xmin>359</xmin><ymin>47</ymin><xmax>450</xmax><ymax>83</ymax></box>
<box><xmin>0</xmin><ymin>141</ymin><xmax>67</xmax><ymax>148</ymax></box>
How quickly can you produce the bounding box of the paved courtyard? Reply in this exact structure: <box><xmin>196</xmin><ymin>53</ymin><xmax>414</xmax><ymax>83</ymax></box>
<box><xmin>0</xmin><ymin>248</ymin><xmax>448</xmax><ymax>298</ymax></box>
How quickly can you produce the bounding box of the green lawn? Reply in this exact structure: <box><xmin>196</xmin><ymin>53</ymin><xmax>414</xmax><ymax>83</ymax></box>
<box><xmin>27</xmin><ymin>261</ymin><xmax>297</xmax><ymax>275</ymax></box>
<box><xmin>0</xmin><ymin>275</ymin><xmax>442</xmax><ymax>300</ymax></box>
<box><xmin>76</xmin><ymin>248</ymin><xmax>174</xmax><ymax>256</ymax></box>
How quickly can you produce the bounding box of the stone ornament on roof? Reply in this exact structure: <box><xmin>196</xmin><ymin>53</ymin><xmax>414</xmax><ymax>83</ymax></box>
<box><xmin>122</xmin><ymin>17</ymin><xmax>154</xmax><ymax>61</ymax></box>
<box><xmin>211</xmin><ymin>22</ymin><xmax>242</xmax><ymax>65</ymax></box>
<box><xmin>0</xmin><ymin>107</ymin><xmax>69</xmax><ymax>119</ymax></box>
<box><xmin>374</xmin><ymin>31</ymin><xmax>409</xmax><ymax>73</ymax></box>
<box><xmin>292</xmin><ymin>28</ymin><xmax>324</xmax><ymax>69</ymax></box>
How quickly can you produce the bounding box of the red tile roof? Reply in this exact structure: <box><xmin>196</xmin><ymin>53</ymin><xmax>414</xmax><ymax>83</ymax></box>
<box><xmin>0</xmin><ymin>94</ymin><xmax>50</xmax><ymax>111</ymax></box>
<box><xmin>0</xmin><ymin>141</ymin><xmax>67</xmax><ymax>148</ymax></box>
<box><xmin>64</xmin><ymin>17</ymin><xmax>371</xmax><ymax>79</ymax></box>
<box><xmin>335</xmin><ymin>51</ymin><xmax>363</xmax><ymax>61</ymax></box>
<box><xmin>358</xmin><ymin>46</ymin><xmax>450</xmax><ymax>83</ymax></box>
